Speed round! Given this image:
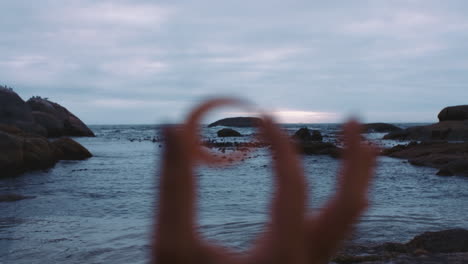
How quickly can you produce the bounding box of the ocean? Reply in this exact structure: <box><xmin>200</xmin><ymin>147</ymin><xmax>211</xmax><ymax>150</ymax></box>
<box><xmin>1</xmin><ymin>124</ymin><xmax>467</xmax><ymax>264</ymax></box>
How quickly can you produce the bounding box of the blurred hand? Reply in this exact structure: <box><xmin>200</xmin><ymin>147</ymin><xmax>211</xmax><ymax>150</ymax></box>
<box><xmin>152</xmin><ymin>99</ymin><xmax>378</xmax><ymax>264</ymax></box>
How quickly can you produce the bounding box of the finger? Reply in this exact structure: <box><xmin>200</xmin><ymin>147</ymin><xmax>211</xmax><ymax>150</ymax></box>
<box><xmin>339</xmin><ymin>120</ymin><xmax>378</xmax><ymax>200</ymax></box>
<box><xmin>155</xmin><ymin>127</ymin><xmax>196</xmax><ymax>247</ymax></box>
<box><xmin>258</xmin><ymin>117</ymin><xmax>307</xmax><ymax>252</ymax></box>
<box><xmin>305</xmin><ymin>120</ymin><xmax>378</xmax><ymax>262</ymax></box>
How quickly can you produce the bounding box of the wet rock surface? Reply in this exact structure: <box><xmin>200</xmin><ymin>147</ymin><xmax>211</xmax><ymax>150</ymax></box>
<box><xmin>333</xmin><ymin>229</ymin><xmax>468</xmax><ymax>263</ymax></box>
<box><xmin>382</xmin><ymin>141</ymin><xmax>468</xmax><ymax>176</ymax></box>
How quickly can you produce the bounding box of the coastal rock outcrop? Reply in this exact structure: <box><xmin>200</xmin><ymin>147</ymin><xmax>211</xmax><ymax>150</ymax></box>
<box><xmin>333</xmin><ymin>229</ymin><xmax>468</xmax><ymax>263</ymax></box>
<box><xmin>0</xmin><ymin>130</ymin><xmax>92</xmax><ymax>178</ymax></box>
<box><xmin>382</xmin><ymin>141</ymin><xmax>468</xmax><ymax>176</ymax></box>
<box><xmin>0</xmin><ymin>86</ymin><xmax>94</xmax><ymax>138</ymax></box>
<box><xmin>27</xmin><ymin>97</ymin><xmax>95</xmax><ymax>137</ymax></box>
<box><xmin>383</xmin><ymin>121</ymin><xmax>468</xmax><ymax>141</ymax></box>
<box><xmin>208</xmin><ymin>117</ymin><xmax>262</xmax><ymax>127</ymax></box>
<box><xmin>217</xmin><ymin>128</ymin><xmax>242</xmax><ymax>137</ymax></box>
<box><xmin>438</xmin><ymin>105</ymin><xmax>468</xmax><ymax>121</ymax></box>
<box><xmin>406</xmin><ymin>229</ymin><xmax>468</xmax><ymax>253</ymax></box>
<box><xmin>0</xmin><ymin>86</ymin><xmax>46</xmax><ymax>136</ymax></box>
<box><xmin>0</xmin><ymin>86</ymin><xmax>94</xmax><ymax>178</ymax></box>
<box><xmin>383</xmin><ymin>104</ymin><xmax>468</xmax><ymax>141</ymax></box>
<box><xmin>364</xmin><ymin>123</ymin><xmax>402</xmax><ymax>133</ymax></box>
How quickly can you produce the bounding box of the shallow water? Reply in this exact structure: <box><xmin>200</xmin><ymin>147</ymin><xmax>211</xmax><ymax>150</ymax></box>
<box><xmin>1</xmin><ymin>124</ymin><xmax>467</xmax><ymax>264</ymax></box>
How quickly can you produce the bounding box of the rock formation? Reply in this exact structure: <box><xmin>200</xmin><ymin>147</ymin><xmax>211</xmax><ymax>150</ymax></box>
<box><xmin>438</xmin><ymin>105</ymin><xmax>468</xmax><ymax>121</ymax></box>
<box><xmin>0</xmin><ymin>86</ymin><xmax>93</xmax><ymax>178</ymax></box>
<box><xmin>333</xmin><ymin>229</ymin><xmax>468</xmax><ymax>263</ymax></box>
<box><xmin>208</xmin><ymin>117</ymin><xmax>262</xmax><ymax>127</ymax></box>
<box><xmin>382</xmin><ymin>141</ymin><xmax>468</xmax><ymax>177</ymax></box>
<box><xmin>384</xmin><ymin>105</ymin><xmax>468</xmax><ymax>141</ymax></box>
<box><xmin>27</xmin><ymin>97</ymin><xmax>94</xmax><ymax>137</ymax></box>
<box><xmin>0</xmin><ymin>86</ymin><xmax>94</xmax><ymax>138</ymax></box>
<box><xmin>0</xmin><ymin>126</ymin><xmax>92</xmax><ymax>178</ymax></box>
<box><xmin>384</xmin><ymin>121</ymin><xmax>468</xmax><ymax>141</ymax></box>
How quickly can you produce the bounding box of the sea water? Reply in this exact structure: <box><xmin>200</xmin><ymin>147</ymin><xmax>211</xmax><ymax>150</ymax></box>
<box><xmin>1</xmin><ymin>124</ymin><xmax>467</xmax><ymax>263</ymax></box>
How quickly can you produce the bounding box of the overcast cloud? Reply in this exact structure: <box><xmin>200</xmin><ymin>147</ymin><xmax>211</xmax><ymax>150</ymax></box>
<box><xmin>1</xmin><ymin>0</ymin><xmax>468</xmax><ymax>124</ymax></box>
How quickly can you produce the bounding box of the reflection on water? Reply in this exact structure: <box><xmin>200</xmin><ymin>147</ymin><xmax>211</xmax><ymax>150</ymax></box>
<box><xmin>1</xmin><ymin>124</ymin><xmax>467</xmax><ymax>263</ymax></box>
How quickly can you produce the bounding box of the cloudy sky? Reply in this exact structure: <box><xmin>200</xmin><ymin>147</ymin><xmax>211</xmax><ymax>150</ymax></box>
<box><xmin>1</xmin><ymin>0</ymin><xmax>468</xmax><ymax>124</ymax></box>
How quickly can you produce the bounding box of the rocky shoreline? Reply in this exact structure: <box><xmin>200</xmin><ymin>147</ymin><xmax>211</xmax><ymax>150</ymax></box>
<box><xmin>333</xmin><ymin>229</ymin><xmax>468</xmax><ymax>264</ymax></box>
<box><xmin>380</xmin><ymin>104</ymin><xmax>468</xmax><ymax>177</ymax></box>
<box><xmin>0</xmin><ymin>85</ymin><xmax>94</xmax><ymax>178</ymax></box>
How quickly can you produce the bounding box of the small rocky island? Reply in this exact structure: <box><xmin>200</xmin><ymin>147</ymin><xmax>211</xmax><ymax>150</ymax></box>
<box><xmin>0</xmin><ymin>85</ymin><xmax>94</xmax><ymax>178</ymax></box>
<box><xmin>208</xmin><ymin>117</ymin><xmax>263</xmax><ymax>127</ymax></box>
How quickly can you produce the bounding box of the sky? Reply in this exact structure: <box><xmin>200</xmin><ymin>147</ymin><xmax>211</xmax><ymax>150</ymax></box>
<box><xmin>1</xmin><ymin>0</ymin><xmax>468</xmax><ymax>124</ymax></box>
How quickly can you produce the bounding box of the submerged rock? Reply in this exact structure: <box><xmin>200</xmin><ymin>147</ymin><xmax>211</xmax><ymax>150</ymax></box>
<box><xmin>208</xmin><ymin>117</ymin><xmax>262</xmax><ymax>127</ymax></box>
<box><xmin>300</xmin><ymin>141</ymin><xmax>340</xmax><ymax>158</ymax></box>
<box><xmin>364</xmin><ymin>123</ymin><xmax>402</xmax><ymax>133</ymax></box>
<box><xmin>0</xmin><ymin>194</ymin><xmax>35</xmax><ymax>202</ymax></box>
<box><xmin>217</xmin><ymin>128</ymin><xmax>242</xmax><ymax>137</ymax></box>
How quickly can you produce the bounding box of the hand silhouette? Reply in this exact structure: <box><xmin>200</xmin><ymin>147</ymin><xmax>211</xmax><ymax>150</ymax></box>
<box><xmin>152</xmin><ymin>99</ymin><xmax>378</xmax><ymax>264</ymax></box>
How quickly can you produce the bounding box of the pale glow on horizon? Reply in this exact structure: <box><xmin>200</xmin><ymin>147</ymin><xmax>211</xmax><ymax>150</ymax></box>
<box><xmin>222</xmin><ymin>110</ymin><xmax>342</xmax><ymax>124</ymax></box>
<box><xmin>272</xmin><ymin>110</ymin><xmax>342</xmax><ymax>123</ymax></box>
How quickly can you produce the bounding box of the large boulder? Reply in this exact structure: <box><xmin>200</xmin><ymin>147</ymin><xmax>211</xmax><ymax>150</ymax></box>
<box><xmin>438</xmin><ymin>105</ymin><xmax>468</xmax><ymax>121</ymax></box>
<box><xmin>27</xmin><ymin>97</ymin><xmax>95</xmax><ymax>137</ymax></box>
<box><xmin>208</xmin><ymin>117</ymin><xmax>262</xmax><ymax>127</ymax></box>
<box><xmin>22</xmin><ymin>135</ymin><xmax>56</xmax><ymax>170</ymax></box>
<box><xmin>217</xmin><ymin>128</ymin><xmax>242</xmax><ymax>137</ymax></box>
<box><xmin>293</xmin><ymin>127</ymin><xmax>323</xmax><ymax>142</ymax></box>
<box><xmin>51</xmin><ymin>137</ymin><xmax>92</xmax><ymax>160</ymax></box>
<box><xmin>364</xmin><ymin>123</ymin><xmax>402</xmax><ymax>133</ymax></box>
<box><xmin>0</xmin><ymin>129</ymin><xmax>92</xmax><ymax>178</ymax></box>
